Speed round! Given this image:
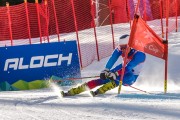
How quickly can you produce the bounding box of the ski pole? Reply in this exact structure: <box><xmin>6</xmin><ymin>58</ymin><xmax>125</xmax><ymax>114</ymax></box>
<box><xmin>124</xmin><ymin>84</ymin><xmax>152</xmax><ymax>94</ymax></box>
<box><xmin>64</xmin><ymin>76</ymin><xmax>99</xmax><ymax>80</ymax></box>
<box><xmin>49</xmin><ymin>75</ymin><xmax>100</xmax><ymax>84</ymax></box>
<box><xmin>51</xmin><ymin>75</ymin><xmax>99</xmax><ymax>81</ymax></box>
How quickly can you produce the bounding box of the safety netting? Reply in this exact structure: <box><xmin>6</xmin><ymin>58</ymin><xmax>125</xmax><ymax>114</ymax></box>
<box><xmin>0</xmin><ymin>0</ymin><xmax>179</xmax><ymax>68</ymax></box>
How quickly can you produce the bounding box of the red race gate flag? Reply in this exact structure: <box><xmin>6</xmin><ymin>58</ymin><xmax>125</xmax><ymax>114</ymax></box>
<box><xmin>128</xmin><ymin>15</ymin><xmax>167</xmax><ymax>60</ymax></box>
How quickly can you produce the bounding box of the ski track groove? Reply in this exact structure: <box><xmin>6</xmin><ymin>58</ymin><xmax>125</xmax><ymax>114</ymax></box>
<box><xmin>15</xmin><ymin>99</ymin><xmax>44</xmax><ymax>120</ymax></box>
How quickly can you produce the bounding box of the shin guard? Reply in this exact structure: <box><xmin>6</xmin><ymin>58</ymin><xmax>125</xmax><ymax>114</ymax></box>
<box><xmin>95</xmin><ymin>81</ymin><xmax>117</xmax><ymax>95</ymax></box>
<box><xmin>67</xmin><ymin>83</ymin><xmax>89</xmax><ymax>96</ymax></box>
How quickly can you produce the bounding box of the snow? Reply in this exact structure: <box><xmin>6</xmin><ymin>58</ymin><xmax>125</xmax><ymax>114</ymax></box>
<box><xmin>0</xmin><ymin>87</ymin><xmax>180</xmax><ymax>120</ymax></box>
<box><xmin>0</xmin><ymin>29</ymin><xmax>180</xmax><ymax>120</ymax></box>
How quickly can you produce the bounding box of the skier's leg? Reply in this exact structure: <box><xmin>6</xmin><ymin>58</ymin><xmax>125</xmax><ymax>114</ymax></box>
<box><xmin>86</xmin><ymin>79</ymin><xmax>110</xmax><ymax>89</ymax></box>
<box><xmin>61</xmin><ymin>79</ymin><xmax>110</xmax><ymax>96</ymax></box>
<box><xmin>91</xmin><ymin>72</ymin><xmax>136</xmax><ymax>96</ymax></box>
<box><xmin>90</xmin><ymin>80</ymin><xmax>117</xmax><ymax>96</ymax></box>
<box><xmin>122</xmin><ymin>73</ymin><xmax>137</xmax><ymax>86</ymax></box>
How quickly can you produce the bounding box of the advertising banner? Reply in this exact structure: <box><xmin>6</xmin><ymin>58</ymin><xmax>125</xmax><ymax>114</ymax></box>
<box><xmin>0</xmin><ymin>41</ymin><xmax>80</xmax><ymax>91</ymax></box>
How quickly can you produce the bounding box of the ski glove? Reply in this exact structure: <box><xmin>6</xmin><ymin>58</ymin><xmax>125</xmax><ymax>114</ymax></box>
<box><xmin>100</xmin><ymin>68</ymin><xmax>110</xmax><ymax>80</ymax></box>
<box><xmin>106</xmin><ymin>72</ymin><xmax>118</xmax><ymax>80</ymax></box>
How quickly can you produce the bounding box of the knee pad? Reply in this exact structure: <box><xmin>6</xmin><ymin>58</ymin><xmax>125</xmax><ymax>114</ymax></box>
<box><xmin>122</xmin><ymin>73</ymin><xmax>136</xmax><ymax>85</ymax></box>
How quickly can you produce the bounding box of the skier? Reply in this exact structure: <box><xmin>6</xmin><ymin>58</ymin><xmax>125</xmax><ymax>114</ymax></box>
<box><xmin>61</xmin><ymin>34</ymin><xmax>146</xmax><ymax>97</ymax></box>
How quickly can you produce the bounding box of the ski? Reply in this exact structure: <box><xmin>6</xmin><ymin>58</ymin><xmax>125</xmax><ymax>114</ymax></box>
<box><xmin>60</xmin><ymin>90</ymin><xmax>97</xmax><ymax>98</ymax></box>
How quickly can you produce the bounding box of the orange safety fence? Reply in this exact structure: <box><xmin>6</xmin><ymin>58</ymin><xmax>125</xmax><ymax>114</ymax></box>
<box><xmin>0</xmin><ymin>0</ymin><xmax>180</xmax><ymax>68</ymax></box>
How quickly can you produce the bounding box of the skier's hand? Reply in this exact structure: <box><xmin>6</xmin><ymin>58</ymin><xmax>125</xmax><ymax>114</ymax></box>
<box><xmin>106</xmin><ymin>72</ymin><xmax>118</xmax><ymax>80</ymax></box>
<box><xmin>100</xmin><ymin>68</ymin><xmax>110</xmax><ymax>80</ymax></box>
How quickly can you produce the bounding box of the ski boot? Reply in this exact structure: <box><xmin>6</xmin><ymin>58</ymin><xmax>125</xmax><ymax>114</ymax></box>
<box><xmin>60</xmin><ymin>83</ymin><xmax>89</xmax><ymax>97</ymax></box>
<box><xmin>90</xmin><ymin>91</ymin><xmax>97</xmax><ymax>97</ymax></box>
<box><xmin>60</xmin><ymin>91</ymin><xmax>71</xmax><ymax>97</ymax></box>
